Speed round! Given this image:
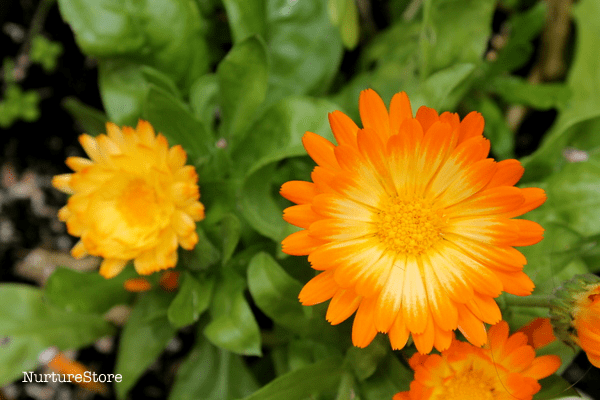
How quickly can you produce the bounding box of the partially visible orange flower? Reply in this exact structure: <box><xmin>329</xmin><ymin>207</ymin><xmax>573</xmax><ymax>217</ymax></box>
<box><xmin>573</xmin><ymin>286</ymin><xmax>600</xmax><ymax>367</ymax></box>
<box><xmin>517</xmin><ymin>317</ymin><xmax>556</xmax><ymax>350</ymax></box>
<box><xmin>281</xmin><ymin>89</ymin><xmax>545</xmax><ymax>353</ymax></box>
<box><xmin>160</xmin><ymin>270</ymin><xmax>180</xmax><ymax>291</ymax></box>
<box><xmin>53</xmin><ymin>121</ymin><xmax>204</xmax><ymax>278</ymax></box>
<box><xmin>550</xmin><ymin>274</ymin><xmax>600</xmax><ymax>368</ymax></box>
<box><xmin>393</xmin><ymin>321</ymin><xmax>561</xmax><ymax>400</ymax></box>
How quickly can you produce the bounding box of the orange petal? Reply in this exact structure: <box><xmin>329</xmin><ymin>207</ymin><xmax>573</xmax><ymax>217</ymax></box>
<box><xmin>389</xmin><ymin>91</ymin><xmax>413</xmax><ymax>135</ymax></box>
<box><xmin>328</xmin><ymin>110</ymin><xmax>359</xmax><ymax>147</ymax></box>
<box><xmin>517</xmin><ymin>318</ymin><xmax>556</xmax><ymax>350</ymax></box>
<box><xmin>457</xmin><ymin>303</ymin><xmax>487</xmax><ymax>347</ymax></box>
<box><xmin>522</xmin><ymin>355</ymin><xmax>561</xmax><ymax>380</ymax></box>
<box><xmin>457</xmin><ymin>111</ymin><xmax>484</xmax><ymax>144</ymax></box>
<box><xmin>280</xmin><ymin>181</ymin><xmax>320</xmax><ymax>204</ymax></box>
<box><xmin>326</xmin><ymin>288</ymin><xmax>362</xmax><ymax>325</ymax></box>
<box><xmin>299</xmin><ymin>270</ymin><xmax>338</xmax><ymax>305</ymax></box>
<box><xmin>485</xmin><ymin>158</ymin><xmax>524</xmax><ymax>188</ymax></box>
<box><xmin>505</xmin><ymin>187</ymin><xmax>546</xmax><ymax>218</ymax></box>
<box><xmin>283</xmin><ymin>204</ymin><xmax>321</xmax><ymax>229</ymax></box>
<box><xmin>375</xmin><ymin>257</ymin><xmax>406</xmax><ymax>332</ymax></box>
<box><xmin>511</xmin><ymin>219</ymin><xmax>544</xmax><ymax>246</ymax></box>
<box><xmin>352</xmin><ymin>296</ymin><xmax>379</xmax><ymax>347</ymax></box>
<box><xmin>281</xmin><ymin>230</ymin><xmax>326</xmax><ymax>256</ymax></box>
<box><xmin>415</xmin><ymin>106</ymin><xmax>439</xmax><ymax>133</ymax></box>
<box><xmin>445</xmin><ymin>186</ymin><xmax>525</xmax><ymax>218</ymax></box>
<box><xmin>302</xmin><ymin>131</ymin><xmax>339</xmax><ymax>170</ymax></box>
<box><xmin>359</xmin><ymin>89</ymin><xmax>390</xmax><ymax>141</ymax></box>
<box><xmin>413</xmin><ymin>313</ymin><xmax>435</xmax><ymax>354</ymax></box>
<box><xmin>402</xmin><ymin>255</ymin><xmax>429</xmax><ymax>334</ymax></box>
<box><xmin>495</xmin><ymin>270</ymin><xmax>535</xmax><ymax>296</ymax></box>
<box><xmin>389</xmin><ymin>314</ymin><xmax>410</xmax><ymax>350</ymax></box>
<box><xmin>124</xmin><ymin>277</ymin><xmax>152</xmax><ymax>292</ymax></box>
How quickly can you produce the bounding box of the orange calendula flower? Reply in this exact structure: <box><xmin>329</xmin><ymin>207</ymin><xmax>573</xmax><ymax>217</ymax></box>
<box><xmin>53</xmin><ymin>121</ymin><xmax>204</xmax><ymax>278</ymax></box>
<box><xmin>551</xmin><ymin>274</ymin><xmax>600</xmax><ymax>368</ymax></box>
<box><xmin>281</xmin><ymin>89</ymin><xmax>546</xmax><ymax>353</ymax></box>
<box><xmin>393</xmin><ymin>321</ymin><xmax>561</xmax><ymax>400</ymax></box>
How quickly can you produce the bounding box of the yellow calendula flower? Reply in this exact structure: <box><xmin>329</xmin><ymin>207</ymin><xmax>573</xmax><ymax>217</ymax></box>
<box><xmin>53</xmin><ymin>120</ymin><xmax>204</xmax><ymax>278</ymax></box>
<box><xmin>393</xmin><ymin>321</ymin><xmax>561</xmax><ymax>400</ymax></box>
<box><xmin>281</xmin><ymin>89</ymin><xmax>546</xmax><ymax>353</ymax></box>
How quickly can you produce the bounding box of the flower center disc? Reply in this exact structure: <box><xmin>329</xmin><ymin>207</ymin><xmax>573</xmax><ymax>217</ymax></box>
<box><xmin>438</xmin><ymin>366</ymin><xmax>497</xmax><ymax>400</ymax></box>
<box><xmin>375</xmin><ymin>196</ymin><xmax>444</xmax><ymax>255</ymax></box>
<box><xmin>118</xmin><ymin>178</ymin><xmax>160</xmax><ymax>226</ymax></box>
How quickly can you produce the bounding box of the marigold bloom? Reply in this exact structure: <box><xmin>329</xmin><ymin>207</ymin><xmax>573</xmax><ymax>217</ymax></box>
<box><xmin>281</xmin><ymin>89</ymin><xmax>545</xmax><ymax>353</ymax></box>
<box><xmin>53</xmin><ymin>121</ymin><xmax>204</xmax><ymax>278</ymax></box>
<box><xmin>393</xmin><ymin>321</ymin><xmax>560</xmax><ymax>400</ymax></box>
<box><xmin>551</xmin><ymin>274</ymin><xmax>600</xmax><ymax>368</ymax></box>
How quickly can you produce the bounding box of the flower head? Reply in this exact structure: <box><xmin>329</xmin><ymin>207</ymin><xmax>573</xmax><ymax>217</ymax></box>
<box><xmin>53</xmin><ymin>121</ymin><xmax>204</xmax><ymax>278</ymax></box>
<box><xmin>550</xmin><ymin>274</ymin><xmax>600</xmax><ymax>367</ymax></box>
<box><xmin>281</xmin><ymin>89</ymin><xmax>546</xmax><ymax>353</ymax></box>
<box><xmin>393</xmin><ymin>321</ymin><xmax>561</xmax><ymax>400</ymax></box>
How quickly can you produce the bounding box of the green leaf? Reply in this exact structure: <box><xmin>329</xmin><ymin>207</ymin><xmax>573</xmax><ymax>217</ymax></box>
<box><xmin>114</xmin><ymin>291</ymin><xmax>177</xmax><ymax>400</ymax></box>
<box><xmin>487</xmin><ymin>76</ymin><xmax>569</xmax><ymax>110</ymax></box>
<box><xmin>247</xmin><ymin>252</ymin><xmax>306</xmax><ymax>333</ymax></box>
<box><xmin>420</xmin><ymin>0</ymin><xmax>495</xmax><ymax>77</ymax></box>
<box><xmin>217</xmin><ymin>36</ymin><xmax>269</xmax><ymax>141</ymax></box>
<box><xmin>240</xmin><ymin>357</ymin><xmax>344</xmax><ymax>400</ymax></box>
<box><xmin>328</xmin><ymin>0</ymin><xmax>359</xmax><ymax>50</ymax></box>
<box><xmin>143</xmin><ymin>84</ymin><xmax>213</xmax><ymax>164</ymax></box>
<box><xmin>345</xmin><ymin>338</ymin><xmax>388</xmax><ymax>381</ymax></box>
<box><xmin>546</xmin><ymin>160</ymin><xmax>600</xmax><ymax>236</ymax></box>
<box><xmin>189</xmin><ymin>74</ymin><xmax>219</xmax><ymax>134</ymax></box>
<box><xmin>140</xmin><ymin>65</ymin><xmax>181</xmax><ymax>99</ymax></box>
<box><xmin>98</xmin><ymin>60</ymin><xmax>148</xmax><ymax>125</ymax></box>
<box><xmin>358</xmin><ymin>353</ymin><xmax>413</xmax><ymax>400</ymax></box>
<box><xmin>62</xmin><ymin>97</ymin><xmax>108</xmax><ymax>136</ymax></box>
<box><xmin>57</xmin><ymin>0</ymin><xmax>209</xmax><ymax>88</ymax></box>
<box><xmin>170</xmin><ymin>335</ymin><xmax>259</xmax><ymax>400</ymax></box>
<box><xmin>336</xmin><ymin>372</ymin><xmax>362</xmax><ymax>400</ymax></box>
<box><xmin>234</xmin><ymin>97</ymin><xmax>338</xmax><ymax>241</ymax></box>
<box><xmin>417</xmin><ymin>63</ymin><xmax>476</xmax><ymax>111</ymax></box>
<box><xmin>0</xmin><ymin>284</ymin><xmax>114</xmax><ymax>386</ymax></box>
<box><xmin>179</xmin><ymin>225</ymin><xmax>221</xmax><ymax>271</ymax></box>
<box><xmin>204</xmin><ymin>271</ymin><xmax>262</xmax><ymax>356</ymax></box>
<box><xmin>222</xmin><ymin>0</ymin><xmax>266</xmax><ymax>43</ymax></box>
<box><xmin>533</xmin><ymin>375</ymin><xmax>581</xmax><ymax>399</ymax></box>
<box><xmin>167</xmin><ymin>272</ymin><xmax>214</xmax><ymax>328</ymax></box>
<box><xmin>487</xmin><ymin>2</ymin><xmax>546</xmax><ymax>75</ymax></box>
<box><xmin>45</xmin><ymin>267</ymin><xmax>134</xmax><ymax>314</ymax></box>
<box><xmin>266</xmin><ymin>0</ymin><xmax>343</xmax><ymax>100</ymax></box>
<box><xmin>522</xmin><ymin>0</ymin><xmax>600</xmax><ymax>181</ymax></box>
<box><xmin>217</xmin><ymin>213</ymin><xmax>242</xmax><ymax>265</ymax></box>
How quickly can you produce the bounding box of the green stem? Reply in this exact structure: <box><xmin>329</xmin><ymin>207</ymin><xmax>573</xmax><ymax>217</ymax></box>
<box><xmin>503</xmin><ymin>294</ymin><xmax>552</xmax><ymax>308</ymax></box>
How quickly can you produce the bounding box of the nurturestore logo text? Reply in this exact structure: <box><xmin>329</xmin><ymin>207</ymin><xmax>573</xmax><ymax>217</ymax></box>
<box><xmin>23</xmin><ymin>371</ymin><xmax>122</xmax><ymax>383</ymax></box>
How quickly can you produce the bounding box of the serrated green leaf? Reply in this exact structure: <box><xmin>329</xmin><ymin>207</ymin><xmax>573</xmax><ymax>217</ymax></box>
<box><xmin>247</xmin><ymin>252</ymin><xmax>306</xmax><ymax>333</ymax></box>
<box><xmin>167</xmin><ymin>272</ymin><xmax>214</xmax><ymax>328</ymax></box>
<box><xmin>240</xmin><ymin>357</ymin><xmax>344</xmax><ymax>400</ymax></box>
<box><xmin>204</xmin><ymin>271</ymin><xmax>261</xmax><ymax>356</ymax></box>
<box><xmin>45</xmin><ymin>267</ymin><xmax>134</xmax><ymax>314</ymax></box>
<box><xmin>115</xmin><ymin>291</ymin><xmax>177</xmax><ymax>399</ymax></box>
<box><xmin>170</xmin><ymin>335</ymin><xmax>259</xmax><ymax>400</ymax></box>
<box><xmin>0</xmin><ymin>284</ymin><xmax>114</xmax><ymax>386</ymax></box>
<box><xmin>218</xmin><ymin>36</ymin><xmax>269</xmax><ymax>140</ymax></box>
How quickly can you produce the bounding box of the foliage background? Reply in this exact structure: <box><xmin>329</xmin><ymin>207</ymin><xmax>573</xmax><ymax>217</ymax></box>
<box><xmin>1</xmin><ymin>0</ymin><xmax>600</xmax><ymax>399</ymax></box>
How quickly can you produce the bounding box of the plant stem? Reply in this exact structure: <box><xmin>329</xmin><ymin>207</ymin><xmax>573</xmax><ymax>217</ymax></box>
<box><xmin>504</xmin><ymin>294</ymin><xmax>552</xmax><ymax>308</ymax></box>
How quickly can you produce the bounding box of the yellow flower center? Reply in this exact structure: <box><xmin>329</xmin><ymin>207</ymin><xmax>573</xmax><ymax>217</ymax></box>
<box><xmin>375</xmin><ymin>196</ymin><xmax>445</xmax><ymax>255</ymax></box>
<box><xmin>117</xmin><ymin>178</ymin><xmax>161</xmax><ymax>227</ymax></box>
<box><xmin>437</xmin><ymin>365</ymin><xmax>498</xmax><ymax>400</ymax></box>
